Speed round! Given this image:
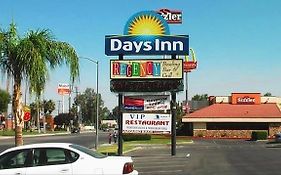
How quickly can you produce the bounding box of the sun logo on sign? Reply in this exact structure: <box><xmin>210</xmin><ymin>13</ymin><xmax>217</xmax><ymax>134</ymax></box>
<box><xmin>124</xmin><ymin>11</ymin><xmax>170</xmax><ymax>36</ymax></box>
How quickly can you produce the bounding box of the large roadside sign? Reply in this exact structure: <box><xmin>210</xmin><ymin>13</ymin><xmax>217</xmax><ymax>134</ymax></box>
<box><xmin>57</xmin><ymin>83</ymin><xmax>70</xmax><ymax>95</ymax></box>
<box><xmin>123</xmin><ymin>113</ymin><xmax>171</xmax><ymax>133</ymax></box>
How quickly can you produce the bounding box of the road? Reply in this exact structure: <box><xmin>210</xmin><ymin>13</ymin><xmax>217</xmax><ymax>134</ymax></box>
<box><xmin>129</xmin><ymin>139</ymin><xmax>281</xmax><ymax>175</ymax></box>
<box><xmin>0</xmin><ymin>131</ymin><xmax>109</xmax><ymax>152</ymax></box>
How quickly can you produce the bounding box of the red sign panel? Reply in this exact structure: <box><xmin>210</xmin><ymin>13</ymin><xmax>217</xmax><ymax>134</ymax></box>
<box><xmin>157</xmin><ymin>9</ymin><xmax>182</xmax><ymax>24</ymax></box>
<box><xmin>231</xmin><ymin>93</ymin><xmax>261</xmax><ymax>105</ymax></box>
<box><xmin>24</xmin><ymin>112</ymin><xmax>31</xmax><ymax>122</ymax></box>
<box><xmin>183</xmin><ymin>61</ymin><xmax>197</xmax><ymax>72</ymax></box>
<box><xmin>57</xmin><ymin>83</ymin><xmax>70</xmax><ymax>95</ymax></box>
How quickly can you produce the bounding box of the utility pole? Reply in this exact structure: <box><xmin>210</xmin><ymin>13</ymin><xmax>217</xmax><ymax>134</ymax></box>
<box><xmin>57</xmin><ymin>100</ymin><xmax>61</xmax><ymax>115</ymax></box>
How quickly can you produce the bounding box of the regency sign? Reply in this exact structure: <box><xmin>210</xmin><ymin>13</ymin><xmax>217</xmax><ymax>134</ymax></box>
<box><xmin>123</xmin><ymin>113</ymin><xmax>171</xmax><ymax>133</ymax></box>
<box><xmin>110</xmin><ymin>59</ymin><xmax>183</xmax><ymax>79</ymax></box>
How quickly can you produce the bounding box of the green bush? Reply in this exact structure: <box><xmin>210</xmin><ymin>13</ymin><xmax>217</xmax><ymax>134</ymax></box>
<box><xmin>123</xmin><ymin>134</ymin><xmax>151</xmax><ymax>141</ymax></box>
<box><xmin>251</xmin><ymin>131</ymin><xmax>268</xmax><ymax>140</ymax></box>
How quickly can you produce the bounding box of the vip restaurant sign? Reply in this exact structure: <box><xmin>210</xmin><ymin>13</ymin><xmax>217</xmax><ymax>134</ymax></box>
<box><xmin>105</xmin><ymin>11</ymin><xmax>189</xmax><ymax>55</ymax></box>
<box><xmin>123</xmin><ymin>113</ymin><xmax>171</xmax><ymax>132</ymax></box>
<box><xmin>110</xmin><ymin>59</ymin><xmax>183</xmax><ymax>79</ymax></box>
<box><xmin>124</xmin><ymin>95</ymin><xmax>170</xmax><ymax>111</ymax></box>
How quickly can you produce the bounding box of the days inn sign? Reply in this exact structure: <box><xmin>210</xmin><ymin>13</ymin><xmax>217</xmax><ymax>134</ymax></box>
<box><xmin>105</xmin><ymin>11</ymin><xmax>189</xmax><ymax>56</ymax></box>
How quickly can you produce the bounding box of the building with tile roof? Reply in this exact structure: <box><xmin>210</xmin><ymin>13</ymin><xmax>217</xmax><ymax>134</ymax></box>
<box><xmin>182</xmin><ymin>93</ymin><xmax>281</xmax><ymax>138</ymax></box>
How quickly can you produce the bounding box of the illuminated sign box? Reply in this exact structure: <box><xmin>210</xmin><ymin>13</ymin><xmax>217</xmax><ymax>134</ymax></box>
<box><xmin>110</xmin><ymin>79</ymin><xmax>184</xmax><ymax>92</ymax></box>
<box><xmin>231</xmin><ymin>93</ymin><xmax>261</xmax><ymax>105</ymax></box>
<box><xmin>123</xmin><ymin>113</ymin><xmax>171</xmax><ymax>133</ymax></box>
<box><xmin>157</xmin><ymin>9</ymin><xmax>182</xmax><ymax>24</ymax></box>
<box><xmin>105</xmin><ymin>35</ymin><xmax>189</xmax><ymax>56</ymax></box>
<box><xmin>57</xmin><ymin>83</ymin><xmax>70</xmax><ymax>95</ymax></box>
<box><xmin>124</xmin><ymin>95</ymin><xmax>170</xmax><ymax>111</ymax></box>
<box><xmin>110</xmin><ymin>59</ymin><xmax>183</xmax><ymax>79</ymax></box>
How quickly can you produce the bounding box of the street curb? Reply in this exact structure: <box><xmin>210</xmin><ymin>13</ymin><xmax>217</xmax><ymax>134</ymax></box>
<box><xmin>0</xmin><ymin>132</ymin><xmax>71</xmax><ymax>140</ymax></box>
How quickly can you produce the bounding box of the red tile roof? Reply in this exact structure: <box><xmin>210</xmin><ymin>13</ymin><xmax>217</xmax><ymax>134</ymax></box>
<box><xmin>184</xmin><ymin>104</ymin><xmax>281</xmax><ymax>118</ymax></box>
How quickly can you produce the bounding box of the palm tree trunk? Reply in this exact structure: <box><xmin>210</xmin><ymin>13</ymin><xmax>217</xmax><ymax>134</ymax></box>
<box><xmin>13</xmin><ymin>81</ymin><xmax>24</xmax><ymax>146</ymax></box>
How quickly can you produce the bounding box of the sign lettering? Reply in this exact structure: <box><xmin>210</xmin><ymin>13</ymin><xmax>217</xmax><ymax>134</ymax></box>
<box><xmin>110</xmin><ymin>59</ymin><xmax>183</xmax><ymax>79</ymax></box>
<box><xmin>105</xmin><ymin>35</ymin><xmax>189</xmax><ymax>56</ymax></box>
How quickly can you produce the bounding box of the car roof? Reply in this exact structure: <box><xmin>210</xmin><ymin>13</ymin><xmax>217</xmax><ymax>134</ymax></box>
<box><xmin>1</xmin><ymin>143</ymin><xmax>73</xmax><ymax>154</ymax></box>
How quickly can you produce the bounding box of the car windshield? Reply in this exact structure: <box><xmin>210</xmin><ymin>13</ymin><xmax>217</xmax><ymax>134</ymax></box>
<box><xmin>70</xmin><ymin>144</ymin><xmax>107</xmax><ymax>158</ymax></box>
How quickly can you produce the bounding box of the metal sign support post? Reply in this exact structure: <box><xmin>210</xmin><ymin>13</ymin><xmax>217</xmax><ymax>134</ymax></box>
<box><xmin>171</xmin><ymin>92</ymin><xmax>177</xmax><ymax>156</ymax></box>
<box><xmin>171</xmin><ymin>54</ymin><xmax>177</xmax><ymax>156</ymax></box>
<box><xmin>118</xmin><ymin>54</ymin><xmax>124</xmax><ymax>156</ymax></box>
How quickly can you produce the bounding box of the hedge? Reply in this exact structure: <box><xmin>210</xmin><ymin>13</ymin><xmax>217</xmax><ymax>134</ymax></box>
<box><xmin>123</xmin><ymin>134</ymin><xmax>151</xmax><ymax>141</ymax></box>
<box><xmin>251</xmin><ymin>131</ymin><xmax>268</xmax><ymax>140</ymax></box>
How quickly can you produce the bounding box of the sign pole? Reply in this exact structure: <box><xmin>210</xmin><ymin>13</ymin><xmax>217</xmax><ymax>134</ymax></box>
<box><xmin>171</xmin><ymin>54</ymin><xmax>177</xmax><ymax>156</ymax></box>
<box><xmin>62</xmin><ymin>95</ymin><xmax>65</xmax><ymax>113</ymax></box>
<box><xmin>118</xmin><ymin>54</ymin><xmax>124</xmax><ymax>156</ymax></box>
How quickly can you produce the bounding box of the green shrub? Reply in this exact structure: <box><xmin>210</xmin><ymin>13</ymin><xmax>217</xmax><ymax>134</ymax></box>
<box><xmin>123</xmin><ymin>134</ymin><xmax>151</xmax><ymax>141</ymax></box>
<box><xmin>251</xmin><ymin>131</ymin><xmax>268</xmax><ymax>140</ymax></box>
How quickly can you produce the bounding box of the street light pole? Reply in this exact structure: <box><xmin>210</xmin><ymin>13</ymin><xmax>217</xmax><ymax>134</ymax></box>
<box><xmin>79</xmin><ymin>57</ymin><xmax>99</xmax><ymax>150</ymax></box>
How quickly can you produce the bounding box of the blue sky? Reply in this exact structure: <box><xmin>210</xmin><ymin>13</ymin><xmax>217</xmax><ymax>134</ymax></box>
<box><xmin>1</xmin><ymin>0</ymin><xmax>281</xmax><ymax>111</ymax></box>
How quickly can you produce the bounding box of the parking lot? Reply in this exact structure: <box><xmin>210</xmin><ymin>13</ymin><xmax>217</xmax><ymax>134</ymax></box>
<box><xmin>128</xmin><ymin>139</ymin><xmax>281</xmax><ymax>175</ymax></box>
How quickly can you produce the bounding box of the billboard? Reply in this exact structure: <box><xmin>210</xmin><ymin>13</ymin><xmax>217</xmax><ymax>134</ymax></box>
<box><xmin>123</xmin><ymin>113</ymin><xmax>171</xmax><ymax>133</ymax></box>
<box><xmin>110</xmin><ymin>59</ymin><xmax>183</xmax><ymax>79</ymax></box>
<box><xmin>57</xmin><ymin>83</ymin><xmax>71</xmax><ymax>95</ymax></box>
<box><xmin>124</xmin><ymin>95</ymin><xmax>170</xmax><ymax>111</ymax></box>
<box><xmin>105</xmin><ymin>11</ymin><xmax>189</xmax><ymax>56</ymax></box>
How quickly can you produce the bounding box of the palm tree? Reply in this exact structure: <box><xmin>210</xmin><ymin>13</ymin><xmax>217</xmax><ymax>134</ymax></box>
<box><xmin>0</xmin><ymin>22</ymin><xmax>79</xmax><ymax>146</ymax></box>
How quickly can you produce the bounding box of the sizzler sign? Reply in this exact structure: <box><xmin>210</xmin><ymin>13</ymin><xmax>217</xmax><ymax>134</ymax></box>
<box><xmin>105</xmin><ymin>35</ymin><xmax>189</xmax><ymax>56</ymax></box>
<box><xmin>157</xmin><ymin>9</ymin><xmax>182</xmax><ymax>24</ymax></box>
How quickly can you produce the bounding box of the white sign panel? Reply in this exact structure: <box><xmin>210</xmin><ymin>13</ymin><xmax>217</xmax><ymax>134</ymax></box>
<box><xmin>57</xmin><ymin>83</ymin><xmax>70</xmax><ymax>95</ymax></box>
<box><xmin>145</xmin><ymin>96</ymin><xmax>170</xmax><ymax>111</ymax></box>
<box><xmin>123</xmin><ymin>113</ymin><xmax>171</xmax><ymax>133</ymax></box>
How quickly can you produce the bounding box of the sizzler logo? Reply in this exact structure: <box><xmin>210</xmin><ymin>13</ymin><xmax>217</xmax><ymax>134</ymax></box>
<box><xmin>157</xmin><ymin>9</ymin><xmax>182</xmax><ymax>24</ymax></box>
<box><xmin>237</xmin><ymin>97</ymin><xmax>255</xmax><ymax>104</ymax></box>
<box><xmin>105</xmin><ymin>35</ymin><xmax>189</xmax><ymax>55</ymax></box>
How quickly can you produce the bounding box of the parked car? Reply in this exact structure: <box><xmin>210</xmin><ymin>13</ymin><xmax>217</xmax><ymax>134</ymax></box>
<box><xmin>275</xmin><ymin>133</ymin><xmax>281</xmax><ymax>142</ymax></box>
<box><xmin>0</xmin><ymin>143</ymin><xmax>138</xmax><ymax>175</ymax></box>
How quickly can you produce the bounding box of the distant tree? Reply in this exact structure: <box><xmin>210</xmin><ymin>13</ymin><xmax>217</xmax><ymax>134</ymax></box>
<box><xmin>42</xmin><ymin>99</ymin><xmax>55</xmax><ymax>114</ymax></box>
<box><xmin>112</xmin><ymin>106</ymin><xmax>119</xmax><ymax>120</ymax></box>
<box><xmin>264</xmin><ymin>92</ymin><xmax>272</xmax><ymax>97</ymax></box>
<box><xmin>54</xmin><ymin>113</ymin><xmax>74</xmax><ymax>127</ymax></box>
<box><xmin>74</xmin><ymin>88</ymin><xmax>108</xmax><ymax>125</ymax></box>
<box><xmin>0</xmin><ymin>89</ymin><xmax>11</xmax><ymax>113</ymax></box>
<box><xmin>192</xmin><ymin>94</ymin><xmax>208</xmax><ymax>101</ymax></box>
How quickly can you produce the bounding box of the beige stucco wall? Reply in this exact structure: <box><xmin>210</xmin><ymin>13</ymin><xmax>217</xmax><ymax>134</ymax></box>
<box><xmin>193</xmin><ymin>122</ymin><xmax>206</xmax><ymax>130</ymax></box>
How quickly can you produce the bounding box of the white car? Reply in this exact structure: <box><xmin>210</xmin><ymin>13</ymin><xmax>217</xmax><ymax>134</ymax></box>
<box><xmin>0</xmin><ymin>143</ymin><xmax>138</xmax><ymax>175</ymax></box>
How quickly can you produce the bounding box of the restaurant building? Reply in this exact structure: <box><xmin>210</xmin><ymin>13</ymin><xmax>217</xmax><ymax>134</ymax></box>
<box><xmin>182</xmin><ymin>93</ymin><xmax>281</xmax><ymax>138</ymax></box>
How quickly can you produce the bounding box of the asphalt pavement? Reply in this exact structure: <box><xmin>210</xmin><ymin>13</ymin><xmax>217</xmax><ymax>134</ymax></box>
<box><xmin>0</xmin><ymin>131</ymin><xmax>108</xmax><ymax>152</ymax></box>
<box><xmin>127</xmin><ymin>139</ymin><xmax>281</xmax><ymax>175</ymax></box>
